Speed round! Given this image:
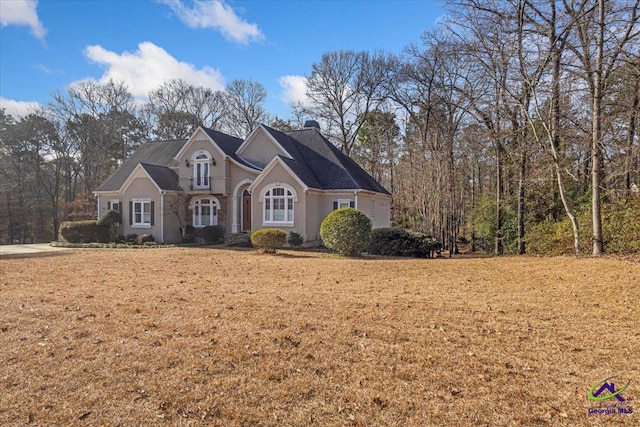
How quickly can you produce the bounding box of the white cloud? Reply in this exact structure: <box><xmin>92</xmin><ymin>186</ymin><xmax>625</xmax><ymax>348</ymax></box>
<box><xmin>0</xmin><ymin>0</ymin><xmax>46</xmax><ymax>39</ymax></box>
<box><xmin>81</xmin><ymin>41</ymin><xmax>225</xmax><ymax>102</ymax></box>
<box><xmin>160</xmin><ymin>0</ymin><xmax>264</xmax><ymax>44</ymax></box>
<box><xmin>0</xmin><ymin>97</ymin><xmax>40</xmax><ymax>119</ymax></box>
<box><xmin>278</xmin><ymin>75</ymin><xmax>309</xmax><ymax>106</ymax></box>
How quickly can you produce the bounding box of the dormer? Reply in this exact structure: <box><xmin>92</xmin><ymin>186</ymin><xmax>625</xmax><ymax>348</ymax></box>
<box><xmin>235</xmin><ymin>124</ymin><xmax>293</xmax><ymax>168</ymax></box>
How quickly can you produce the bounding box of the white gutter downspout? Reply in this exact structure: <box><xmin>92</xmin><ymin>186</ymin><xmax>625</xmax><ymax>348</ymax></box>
<box><xmin>160</xmin><ymin>191</ymin><xmax>165</xmax><ymax>243</ymax></box>
<box><xmin>354</xmin><ymin>190</ymin><xmax>358</xmax><ymax>210</ymax></box>
<box><xmin>96</xmin><ymin>196</ymin><xmax>101</xmax><ymax>219</ymax></box>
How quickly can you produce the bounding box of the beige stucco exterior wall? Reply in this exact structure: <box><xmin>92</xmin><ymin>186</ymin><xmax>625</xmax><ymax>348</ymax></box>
<box><xmin>176</xmin><ymin>136</ymin><xmax>227</xmax><ymax>194</ymax></box>
<box><xmin>162</xmin><ymin>193</ymin><xmax>184</xmax><ymax>244</ymax></box>
<box><xmin>250</xmin><ymin>162</ymin><xmax>306</xmax><ymax>237</ymax></box>
<box><xmin>237</xmin><ymin>132</ymin><xmax>289</xmax><ymax>169</ymax></box>
<box><xmin>304</xmin><ymin>191</ymin><xmax>392</xmax><ymax>243</ymax></box>
<box><xmin>354</xmin><ymin>192</ymin><xmax>392</xmax><ymax>229</ymax></box>
<box><xmin>121</xmin><ymin>176</ymin><xmax>164</xmax><ymax>241</ymax></box>
<box><xmin>306</xmin><ymin>192</ymin><xmax>356</xmax><ymax>242</ymax></box>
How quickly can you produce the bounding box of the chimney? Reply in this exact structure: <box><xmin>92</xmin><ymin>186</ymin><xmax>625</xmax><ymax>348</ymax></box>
<box><xmin>303</xmin><ymin>119</ymin><xmax>320</xmax><ymax>130</ymax></box>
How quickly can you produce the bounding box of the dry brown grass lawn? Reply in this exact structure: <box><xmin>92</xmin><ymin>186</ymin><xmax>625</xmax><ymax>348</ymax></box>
<box><xmin>1</xmin><ymin>248</ymin><xmax>638</xmax><ymax>426</ymax></box>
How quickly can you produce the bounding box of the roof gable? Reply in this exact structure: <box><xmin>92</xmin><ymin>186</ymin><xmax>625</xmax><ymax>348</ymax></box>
<box><xmin>173</xmin><ymin>127</ymin><xmax>228</xmax><ymax>161</ymax></box>
<box><xmin>95</xmin><ymin>139</ymin><xmax>184</xmax><ymax>192</ymax></box>
<box><xmin>235</xmin><ymin>125</ymin><xmax>293</xmax><ymax>168</ymax></box>
<box><xmin>120</xmin><ymin>164</ymin><xmax>161</xmax><ymax>194</ymax></box>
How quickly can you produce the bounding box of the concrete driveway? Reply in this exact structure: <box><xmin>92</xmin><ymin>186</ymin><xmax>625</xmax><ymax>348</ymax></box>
<box><xmin>0</xmin><ymin>243</ymin><xmax>72</xmax><ymax>258</ymax></box>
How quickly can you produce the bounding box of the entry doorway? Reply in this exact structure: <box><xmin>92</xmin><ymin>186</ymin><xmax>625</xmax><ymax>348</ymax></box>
<box><xmin>242</xmin><ymin>188</ymin><xmax>251</xmax><ymax>232</ymax></box>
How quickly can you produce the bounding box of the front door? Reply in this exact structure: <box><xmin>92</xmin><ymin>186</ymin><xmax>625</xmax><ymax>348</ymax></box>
<box><xmin>242</xmin><ymin>190</ymin><xmax>251</xmax><ymax>231</ymax></box>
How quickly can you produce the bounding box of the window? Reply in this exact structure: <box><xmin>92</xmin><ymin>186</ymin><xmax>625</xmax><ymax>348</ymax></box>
<box><xmin>333</xmin><ymin>199</ymin><xmax>354</xmax><ymax>210</ymax></box>
<box><xmin>337</xmin><ymin>199</ymin><xmax>351</xmax><ymax>209</ymax></box>
<box><xmin>131</xmin><ymin>199</ymin><xmax>153</xmax><ymax>227</ymax></box>
<box><xmin>193</xmin><ymin>153</ymin><xmax>210</xmax><ymax>189</ymax></box>
<box><xmin>107</xmin><ymin>200</ymin><xmax>121</xmax><ymax>213</ymax></box>
<box><xmin>263</xmin><ymin>187</ymin><xmax>294</xmax><ymax>224</ymax></box>
<box><xmin>193</xmin><ymin>198</ymin><xmax>219</xmax><ymax>227</ymax></box>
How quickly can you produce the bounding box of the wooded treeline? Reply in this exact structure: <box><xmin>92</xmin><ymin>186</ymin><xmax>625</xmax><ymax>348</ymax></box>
<box><xmin>1</xmin><ymin>0</ymin><xmax>638</xmax><ymax>255</ymax></box>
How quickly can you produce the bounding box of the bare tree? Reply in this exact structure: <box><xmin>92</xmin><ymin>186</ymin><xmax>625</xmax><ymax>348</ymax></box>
<box><xmin>147</xmin><ymin>79</ymin><xmax>228</xmax><ymax>139</ymax></box>
<box><xmin>305</xmin><ymin>50</ymin><xmax>389</xmax><ymax>155</ymax></box>
<box><xmin>566</xmin><ymin>0</ymin><xmax>640</xmax><ymax>254</ymax></box>
<box><xmin>223</xmin><ymin>79</ymin><xmax>269</xmax><ymax>138</ymax></box>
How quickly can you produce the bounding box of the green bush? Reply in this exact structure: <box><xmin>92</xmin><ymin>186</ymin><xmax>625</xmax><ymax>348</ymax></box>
<box><xmin>250</xmin><ymin>228</ymin><xmax>287</xmax><ymax>253</ymax></box>
<box><xmin>526</xmin><ymin>199</ymin><xmax>640</xmax><ymax>255</ymax></box>
<box><xmin>180</xmin><ymin>224</ymin><xmax>196</xmax><ymax>236</ymax></box>
<box><xmin>59</xmin><ymin>220</ymin><xmax>110</xmax><ymax>243</ymax></box>
<box><xmin>368</xmin><ymin>227</ymin><xmax>440</xmax><ymax>258</ymax></box>
<box><xmin>199</xmin><ymin>225</ymin><xmax>225</xmax><ymax>244</ymax></box>
<box><xmin>320</xmin><ymin>207</ymin><xmax>372</xmax><ymax>256</ymax></box>
<box><xmin>181</xmin><ymin>233</ymin><xmax>196</xmax><ymax>244</ymax></box>
<box><xmin>287</xmin><ymin>231</ymin><xmax>304</xmax><ymax>247</ymax></box>
<box><xmin>96</xmin><ymin>209</ymin><xmax>122</xmax><ymax>227</ymax></box>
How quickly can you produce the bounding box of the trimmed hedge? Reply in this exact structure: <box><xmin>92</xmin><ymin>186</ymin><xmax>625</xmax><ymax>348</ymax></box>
<box><xmin>320</xmin><ymin>207</ymin><xmax>371</xmax><ymax>256</ymax></box>
<box><xmin>368</xmin><ymin>228</ymin><xmax>441</xmax><ymax>258</ymax></box>
<box><xmin>287</xmin><ymin>231</ymin><xmax>304</xmax><ymax>247</ymax></box>
<box><xmin>59</xmin><ymin>220</ymin><xmax>110</xmax><ymax>244</ymax></box>
<box><xmin>96</xmin><ymin>209</ymin><xmax>122</xmax><ymax>227</ymax></box>
<box><xmin>250</xmin><ymin>228</ymin><xmax>287</xmax><ymax>253</ymax></box>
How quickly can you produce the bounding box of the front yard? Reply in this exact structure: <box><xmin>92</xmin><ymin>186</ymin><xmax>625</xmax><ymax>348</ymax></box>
<box><xmin>1</xmin><ymin>248</ymin><xmax>638</xmax><ymax>426</ymax></box>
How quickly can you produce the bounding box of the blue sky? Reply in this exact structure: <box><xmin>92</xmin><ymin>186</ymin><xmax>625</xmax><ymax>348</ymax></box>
<box><xmin>1</xmin><ymin>0</ymin><xmax>445</xmax><ymax>120</ymax></box>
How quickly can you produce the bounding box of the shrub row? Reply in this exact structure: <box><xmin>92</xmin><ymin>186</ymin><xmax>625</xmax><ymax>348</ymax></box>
<box><xmin>368</xmin><ymin>228</ymin><xmax>441</xmax><ymax>258</ymax></box>
<box><xmin>181</xmin><ymin>225</ymin><xmax>225</xmax><ymax>244</ymax></box>
<box><xmin>59</xmin><ymin>220</ymin><xmax>110</xmax><ymax>244</ymax></box>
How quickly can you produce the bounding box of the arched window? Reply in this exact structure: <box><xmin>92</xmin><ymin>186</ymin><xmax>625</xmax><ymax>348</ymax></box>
<box><xmin>193</xmin><ymin>153</ymin><xmax>210</xmax><ymax>189</ymax></box>
<box><xmin>263</xmin><ymin>186</ymin><xmax>294</xmax><ymax>224</ymax></box>
<box><xmin>193</xmin><ymin>197</ymin><xmax>219</xmax><ymax>227</ymax></box>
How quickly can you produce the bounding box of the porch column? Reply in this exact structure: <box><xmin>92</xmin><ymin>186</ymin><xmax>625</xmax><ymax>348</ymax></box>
<box><xmin>231</xmin><ymin>196</ymin><xmax>239</xmax><ymax>233</ymax></box>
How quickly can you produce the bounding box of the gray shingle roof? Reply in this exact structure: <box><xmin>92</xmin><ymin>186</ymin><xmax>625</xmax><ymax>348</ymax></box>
<box><xmin>139</xmin><ymin>163</ymin><xmax>180</xmax><ymax>191</ymax></box>
<box><xmin>96</xmin><ymin>126</ymin><xmax>390</xmax><ymax>195</ymax></box>
<box><xmin>201</xmin><ymin>127</ymin><xmax>259</xmax><ymax>170</ymax></box>
<box><xmin>274</xmin><ymin>126</ymin><xmax>390</xmax><ymax>194</ymax></box>
<box><xmin>95</xmin><ymin>139</ymin><xmax>185</xmax><ymax>192</ymax></box>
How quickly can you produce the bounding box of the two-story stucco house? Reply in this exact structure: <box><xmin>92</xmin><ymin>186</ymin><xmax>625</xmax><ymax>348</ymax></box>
<box><xmin>94</xmin><ymin>122</ymin><xmax>391</xmax><ymax>244</ymax></box>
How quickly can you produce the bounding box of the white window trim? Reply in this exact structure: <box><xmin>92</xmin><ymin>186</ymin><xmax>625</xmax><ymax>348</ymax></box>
<box><xmin>261</xmin><ymin>183</ymin><xmax>296</xmax><ymax>226</ymax></box>
<box><xmin>337</xmin><ymin>199</ymin><xmax>351</xmax><ymax>209</ymax></box>
<box><xmin>193</xmin><ymin>152</ymin><xmax>212</xmax><ymax>190</ymax></box>
<box><xmin>192</xmin><ymin>197</ymin><xmax>220</xmax><ymax>228</ymax></box>
<box><xmin>132</xmin><ymin>198</ymin><xmax>152</xmax><ymax>228</ymax></box>
<box><xmin>107</xmin><ymin>199</ymin><xmax>120</xmax><ymax>212</ymax></box>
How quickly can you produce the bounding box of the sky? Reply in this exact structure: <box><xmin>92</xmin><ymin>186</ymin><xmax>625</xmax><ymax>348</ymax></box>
<box><xmin>0</xmin><ymin>0</ymin><xmax>446</xmax><ymax>120</ymax></box>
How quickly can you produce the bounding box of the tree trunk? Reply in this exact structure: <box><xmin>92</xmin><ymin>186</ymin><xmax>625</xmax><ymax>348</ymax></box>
<box><xmin>591</xmin><ymin>0</ymin><xmax>605</xmax><ymax>255</ymax></box>
<box><xmin>625</xmin><ymin>66</ymin><xmax>639</xmax><ymax>192</ymax></box>
<box><xmin>517</xmin><ymin>148</ymin><xmax>526</xmax><ymax>254</ymax></box>
<box><xmin>495</xmin><ymin>142</ymin><xmax>503</xmax><ymax>255</ymax></box>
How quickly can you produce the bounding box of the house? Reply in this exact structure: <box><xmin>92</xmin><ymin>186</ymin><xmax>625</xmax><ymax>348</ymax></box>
<box><xmin>94</xmin><ymin>122</ymin><xmax>391</xmax><ymax>244</ymax></box>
